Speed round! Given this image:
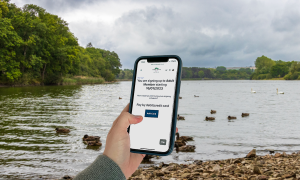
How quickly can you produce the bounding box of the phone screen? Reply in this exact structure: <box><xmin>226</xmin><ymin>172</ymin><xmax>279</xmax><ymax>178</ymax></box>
<box><xmin>129</xmin><ymin>58</ymin><xmax>179</xmax><ymax>152</ymax></box>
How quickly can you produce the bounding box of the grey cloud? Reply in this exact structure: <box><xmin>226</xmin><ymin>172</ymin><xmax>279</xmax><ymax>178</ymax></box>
<box><xmin>12</xmin><ymin>0</ymin><xmax>101</xmax><ymax>13</ymax></box>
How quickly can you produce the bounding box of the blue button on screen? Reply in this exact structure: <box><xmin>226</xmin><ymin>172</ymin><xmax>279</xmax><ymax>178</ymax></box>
<box><xmin>145</xmin><ymin>110</ymin><xmax>159</xmax><ymax>118</ymax></box>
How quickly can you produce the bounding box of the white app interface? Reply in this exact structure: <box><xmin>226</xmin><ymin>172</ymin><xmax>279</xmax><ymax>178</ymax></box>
<box><xmin>130</xmin><ymin>59</ymin><xmax>178</xmax><ymax>152</ymax></box>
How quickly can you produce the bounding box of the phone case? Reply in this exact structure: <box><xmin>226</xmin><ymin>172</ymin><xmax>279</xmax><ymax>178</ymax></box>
<box><xmin>128</xmin><ymin>55</ymin><xmax>182</xmax><ymax>156</ymax></box>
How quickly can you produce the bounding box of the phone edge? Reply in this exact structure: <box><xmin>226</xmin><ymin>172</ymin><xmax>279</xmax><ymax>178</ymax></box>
<box><xmin>128</xmin><ymin>55</ymin><xmax>182</xmax><ymax>156</ymax></box>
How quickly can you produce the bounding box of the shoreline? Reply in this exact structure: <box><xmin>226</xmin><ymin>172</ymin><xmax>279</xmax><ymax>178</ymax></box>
<box><xmin>116</xmin><ymin>79</ymin><xmax>290</xmax><ymax>81</ymax></box>
<box><xmin>129</xmin><ymin>150</ymin><xmax>300</xmax><ymax>180</ymax></box>
<box><xmin>0</xmin><ymin>77</ymin><xmax>116</xmax><ymax>88</ymax></box>
<box><xmin>1</xmin><ymin>79</ymin><xmax>291</xmax><ymax>87</ymax></box>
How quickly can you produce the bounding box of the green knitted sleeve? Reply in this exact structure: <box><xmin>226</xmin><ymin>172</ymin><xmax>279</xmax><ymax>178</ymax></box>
<box><xmin>73</xmin><ymin>155</ymin><xmax>126</xmax><ymax>180</ymax></box>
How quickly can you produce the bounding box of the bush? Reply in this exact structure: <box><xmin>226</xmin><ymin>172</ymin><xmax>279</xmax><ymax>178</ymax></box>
<box><xmin>284</xmin><ymin>73</ymin><xmax>291</xmax><ymax>80</ymax></box>
<box><xmin>291</xmin><ymin>72</ymin><xmax>299</xmax><ymax>80</ymax></box>
<box><xmin>17</xmin><ymin>73</ymin><xmax>41</xmax><ymax>85</ymax></box>
<box><xmin>257</xmin><ymin>74</ymin><xmax>267</xmax><ymax>80</ymax></box>
<box><xmin>266</xmin><ymin>74</ymin><xmax>272</xmax><ymax>79</ymax></box>
<box><xmin>102</xmin><ymin>69</ymin><xmax>115</xmax><ymax>81</ymax></box>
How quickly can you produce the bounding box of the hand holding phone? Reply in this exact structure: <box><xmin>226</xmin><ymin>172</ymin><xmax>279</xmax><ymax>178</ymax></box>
<box><xmin>128</xmin><ymin>55</ymin><xmax>182</xmax><ymax>156</ymax></box>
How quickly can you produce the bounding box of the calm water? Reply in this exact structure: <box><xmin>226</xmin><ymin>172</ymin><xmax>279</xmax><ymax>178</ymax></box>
<box><xmin>0</xmin><ymin>81</ymin><xmax>300</xmax><ymax>179</ymax></box>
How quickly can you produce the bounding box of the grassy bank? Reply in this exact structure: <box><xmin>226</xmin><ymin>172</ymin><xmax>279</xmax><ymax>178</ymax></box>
<box><xmin>61</xmin><ymin>76</ymin><xmax>105</xmax><ymax>85</ymax></box>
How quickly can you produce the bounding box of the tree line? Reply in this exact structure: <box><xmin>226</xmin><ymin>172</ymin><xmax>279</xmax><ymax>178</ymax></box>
<box><xmin>181</xmin><ymin>67</ymin><xmax>253</xmax><ymax>80</ymax></box>
<box><xmin>0</xmin><ymin>0</ymin><xmax>121</xmax><ymax>85</ymax></box>
<box><xmin>117</xmin><ymin>55</ymin><xmax>300</xmax><ymax>81</ymax></box>
<box><xmin>116</xmin><ymin>67</ymin><xmax>253</xmax><ymax>80</ymax></box>
<box><xmin>251</xmin><ymin>55</ymin><xmax>300</xmax><ymax>80</ymax></box>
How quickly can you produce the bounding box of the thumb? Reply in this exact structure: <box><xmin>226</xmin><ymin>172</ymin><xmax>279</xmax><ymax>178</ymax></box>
<box><xmin>115</xmin><ymin>112</ymin><xmax>143</xmax><ymax>131</ymax></box>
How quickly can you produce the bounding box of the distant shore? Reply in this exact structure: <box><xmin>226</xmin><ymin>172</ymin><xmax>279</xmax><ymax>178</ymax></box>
<box><xmin>0</xmin><ymin>76</ymin><xmax>114</xmax><ymax>87</ymax></box>
<box><xmin>1</xmin><ymin>78</ymin><xmax>290</xmax><ymax>87</ymax></box>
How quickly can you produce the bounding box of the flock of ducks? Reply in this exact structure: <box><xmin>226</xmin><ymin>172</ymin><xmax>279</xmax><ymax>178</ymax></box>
<box><xmin>57</xmin><ymin>87</ymin><xmax>282</xmax><ymax>161</ymax></box>
<box><xmin>55</xmin><ymin>128</ymin><xmax>102</xmax><ymax>147</ymax></box>
<box><xmin>251</xmin><ymin>88</ymin><xmax>284</xmax><ymax>94</ymax></box>
<box><xmin>177</xmin><ymin>111</ymin><xmax>250</xmax><ymax>121</ymax></box>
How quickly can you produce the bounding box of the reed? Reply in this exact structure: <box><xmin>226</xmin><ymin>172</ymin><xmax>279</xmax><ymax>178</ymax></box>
<box><xmin>62</xmin><ymin>76</ymin><xmax>105</xmax><ymax>85</ymax></box>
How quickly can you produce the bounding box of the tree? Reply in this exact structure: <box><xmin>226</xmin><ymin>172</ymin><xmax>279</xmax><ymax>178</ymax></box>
<box><xmin>198</xmin><ymin>70</ymin><xmax>204</xmax><ymax>78</ymax></box>
<box><xmin>185</xmin><ymin>69</ymin><xmax>192</xmax><ymax>78</ymax></box>
<box><xmin>270</xmin><ymin>62</ymin><xmax>289</xmax><ymax>78</ymax></box>
<box><xmin>216</xmin><ymin>66</ymin><xmax>226</xmax><ymax>72</ymax></box>
<box><xmin>0</xmin><ymin>17</ymin><xmax>23</xmax><ymax>82</ymax></box>
<box><xmin>0</xmin><ymin>1</ymin><xmax>122</xmax><ymax>85</ymax></box>
<box><xmin>86</xmin><ymin>42</ymin><xmax>93</xmax><ymax>48</ymax></box>
<box><xmin>255</xmin><ymin>55</ymin><xmax>275</xmax><ymax>74</ymax></box>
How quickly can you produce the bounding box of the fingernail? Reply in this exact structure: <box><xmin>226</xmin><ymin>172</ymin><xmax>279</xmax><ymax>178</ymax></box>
<box><xmin>134</xmin><ymin>115</ymin><xmax>143</xmax><ymax>119</ymax></box>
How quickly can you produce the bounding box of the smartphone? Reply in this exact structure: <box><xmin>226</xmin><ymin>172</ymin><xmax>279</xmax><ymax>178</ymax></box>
<box><xmin>128</xmin><ymin>55</ymin><xmax>182</xmax><ymax>156</ymax></box>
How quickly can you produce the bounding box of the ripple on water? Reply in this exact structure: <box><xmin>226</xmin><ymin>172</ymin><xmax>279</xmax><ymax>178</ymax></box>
<box><xmin>0</xmin><ymin>81</ymin><xmax>300</xmax><ymax>178</ymax></box>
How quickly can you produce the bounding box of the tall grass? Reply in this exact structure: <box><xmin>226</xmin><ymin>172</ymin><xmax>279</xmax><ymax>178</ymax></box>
<box><xmin>62</xmin><ymin>76</ymin><xmax>105</xmax><ymax>85</ymax></box>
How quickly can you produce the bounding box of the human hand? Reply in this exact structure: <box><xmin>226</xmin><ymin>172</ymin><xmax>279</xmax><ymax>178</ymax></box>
<box><xmin>103</xmin><ymin>103</ymin><xmax>178</xmax><ymax>179</ymax></box>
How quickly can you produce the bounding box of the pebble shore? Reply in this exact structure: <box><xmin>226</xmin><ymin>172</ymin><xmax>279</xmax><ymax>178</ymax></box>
<box><xmin>129</xmin><ymin>150</ymin><xmax>300</xmax><ymax>180</ymax></box>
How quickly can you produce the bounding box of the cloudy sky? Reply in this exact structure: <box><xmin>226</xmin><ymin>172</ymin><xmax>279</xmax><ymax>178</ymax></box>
<box><xmin>11</xmin><ymin>0</ymin><xmax>300</xmax><ymax>68</ymax></box>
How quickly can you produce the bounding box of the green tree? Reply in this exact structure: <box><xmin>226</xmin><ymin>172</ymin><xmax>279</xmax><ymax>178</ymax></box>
<box><xmin>270</xmin><ymin>61</ymin><xmax>289</xmax><ymax>78</ymax></box>
<box><xmin>0</xmin><ymin>2</ymin><xmax>23</xmax><ymax>82</ymax></box>
<box><xmin>216</xmin><ymin>66</ymin><xmax>226</xmax><ymax>73</ymax></box>
<box><xmin>185</xmin><ymin>69</ymin><xmax>192</xmax><ymax>78</ymax></box>
<box><xmin>0</xmin><ymin>1</ymin><xmax>122</xmax><ymax>85</ymax></box>
<box><xmin>86</xmin><ymin>42</ymin><xmax>93</xmax><ymax>48</ymax></box>
<box><xmin>198</xmin><ymin>70</ymin><xmax>204</xmax><ymax>78</ymax></box>
<box><xmin>255</xmin><ymin>55</ymin><xmax>275</xmax><ymax>74</ymax></box>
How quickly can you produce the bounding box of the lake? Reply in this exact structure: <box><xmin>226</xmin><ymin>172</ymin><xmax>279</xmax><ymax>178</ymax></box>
<box><xmin>0</xmin><ymin>80</ymin><xmax>300</xmax><ymax>179</ymax></box>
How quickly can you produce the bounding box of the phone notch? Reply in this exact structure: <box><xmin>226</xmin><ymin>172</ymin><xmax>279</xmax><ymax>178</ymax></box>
<box><xmin>146</xmin><ymin>57</ymin><xmax>169</xmax><ymax>63</ymax></box>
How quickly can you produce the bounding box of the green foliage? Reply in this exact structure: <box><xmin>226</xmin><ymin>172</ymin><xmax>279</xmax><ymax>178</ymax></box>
<box><xmin>198</xmin><ymin>70</ymin><xmax>204</xmax><ymax>78</ymax></box>
<box><xmin>216</xmin><ymin>66</ymin><xmax>226</xmax><ymax>72</ymax></box>
<box><xmin>0</xmin><ymin>18</ymin><xmax>23</xmax><ymax>82</ymax></box>
<box><xmin>117</xmin><ymin>67</ymin><xmax>253</xmax><ymax>80</ymax></box>
<box><xmin>0</xmin><ymin>2</ymin><xmax>121</xmax><ymax>85</ymax></box>
<box><xmin>0</xmin><ymin>0</ymin><xmax>9</xmax><ymax>18</ymax></box>
<box><xmin>181</xmin><ymin>67</ymin><xmax>252</xmax><ymax>80</ymax></box>
<box><xmin>116</xmin><ymin>69</ymin><xmax>133</xmax><ymax>80</ymax></box>
<box><xmin>252</xmin><ymin>55</ymin><xmax>299</xmax><ymax>80</ymax></box>
<box><xmin>270</xmin><ymin>60</ymin><xmax>290</xmax><ymax>78</ymax></box>
<box><xmin>255</xmin><ymin>55</ymin><xmax>276</xmax><ymax>74</ymax></box>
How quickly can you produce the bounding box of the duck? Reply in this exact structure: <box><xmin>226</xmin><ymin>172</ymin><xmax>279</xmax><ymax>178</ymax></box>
<box><xmin>55</xmin><ymin>128</ymin><xmax>70</xmax><ymax>133</ymax></box>
<box><xmin>276</xmin><ymin>88</ymin><xmax>284</xmax><ymax>94</ymax></box>
<box><xmin>251</xmin><ymin>88</ymin><xmax>256</xmax><ymax>93</ymax></box>
<box><xmin>175</xmin><ymin>139</ymin><xmax>186</xmax><ymax>147</ymax></box>
<box><xmin>176</xmin><ymin>132</ymin><xmax>193</xmax><ymax>141</ymax></box>
<box><xmin>179</xmin><ymin>96</ymin><xmax>182</xmax><ymax>99</ymax></box>
<box><xmin>210</xmin><ymin>110</ymin><xmax>216</xmax><ymax>114</ymax></box>
<box><xmin>177</xmin><ymin>114</ymin><xmax>185</xmax><ymax>120</ymax></box>
<box><xmin>84</xmin><ymin>141</ymin><xmax>102</xmax><ymax>146</ymax></box>
<box><xmin>142</xmin><ymin>155</ymin><xmax>156</xmax><ymax>162</ymax></box>
<box><xmin>266</xmin><ymin>149</ymin><xmax>275</xmax><ymax>154</ymax></box>
<box><xmin>228</xmin><ymin>116</ymin><xmax>237</xmax><ymax>120</ymax></box>
<box><xmin>205</xmin><ymin>116</ymin><xmax>215</xmax><ymax>121</ymax></box>
<box><xmin>83</xmin><ymin>134</ymin><xmax>100</xmax><ymax>142</ymax></box>
<box><xmin>119</xmin><ymin>97</ymin><xmax>122</xmax><ymax>99</ymax></box>
<box><xmin>194</xmin><ymin>95</ymin><xmax>199</xmax><ymax>97</ymax></box>
<box><xmin>175</xmin><ymin>144</ymin><xmax>196</xmax><ymax>152</ymax></box>
<box><xmin>241</xmin><ymin>113</ymin><xmax>249</xmax><ymax>117</ymax></box>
